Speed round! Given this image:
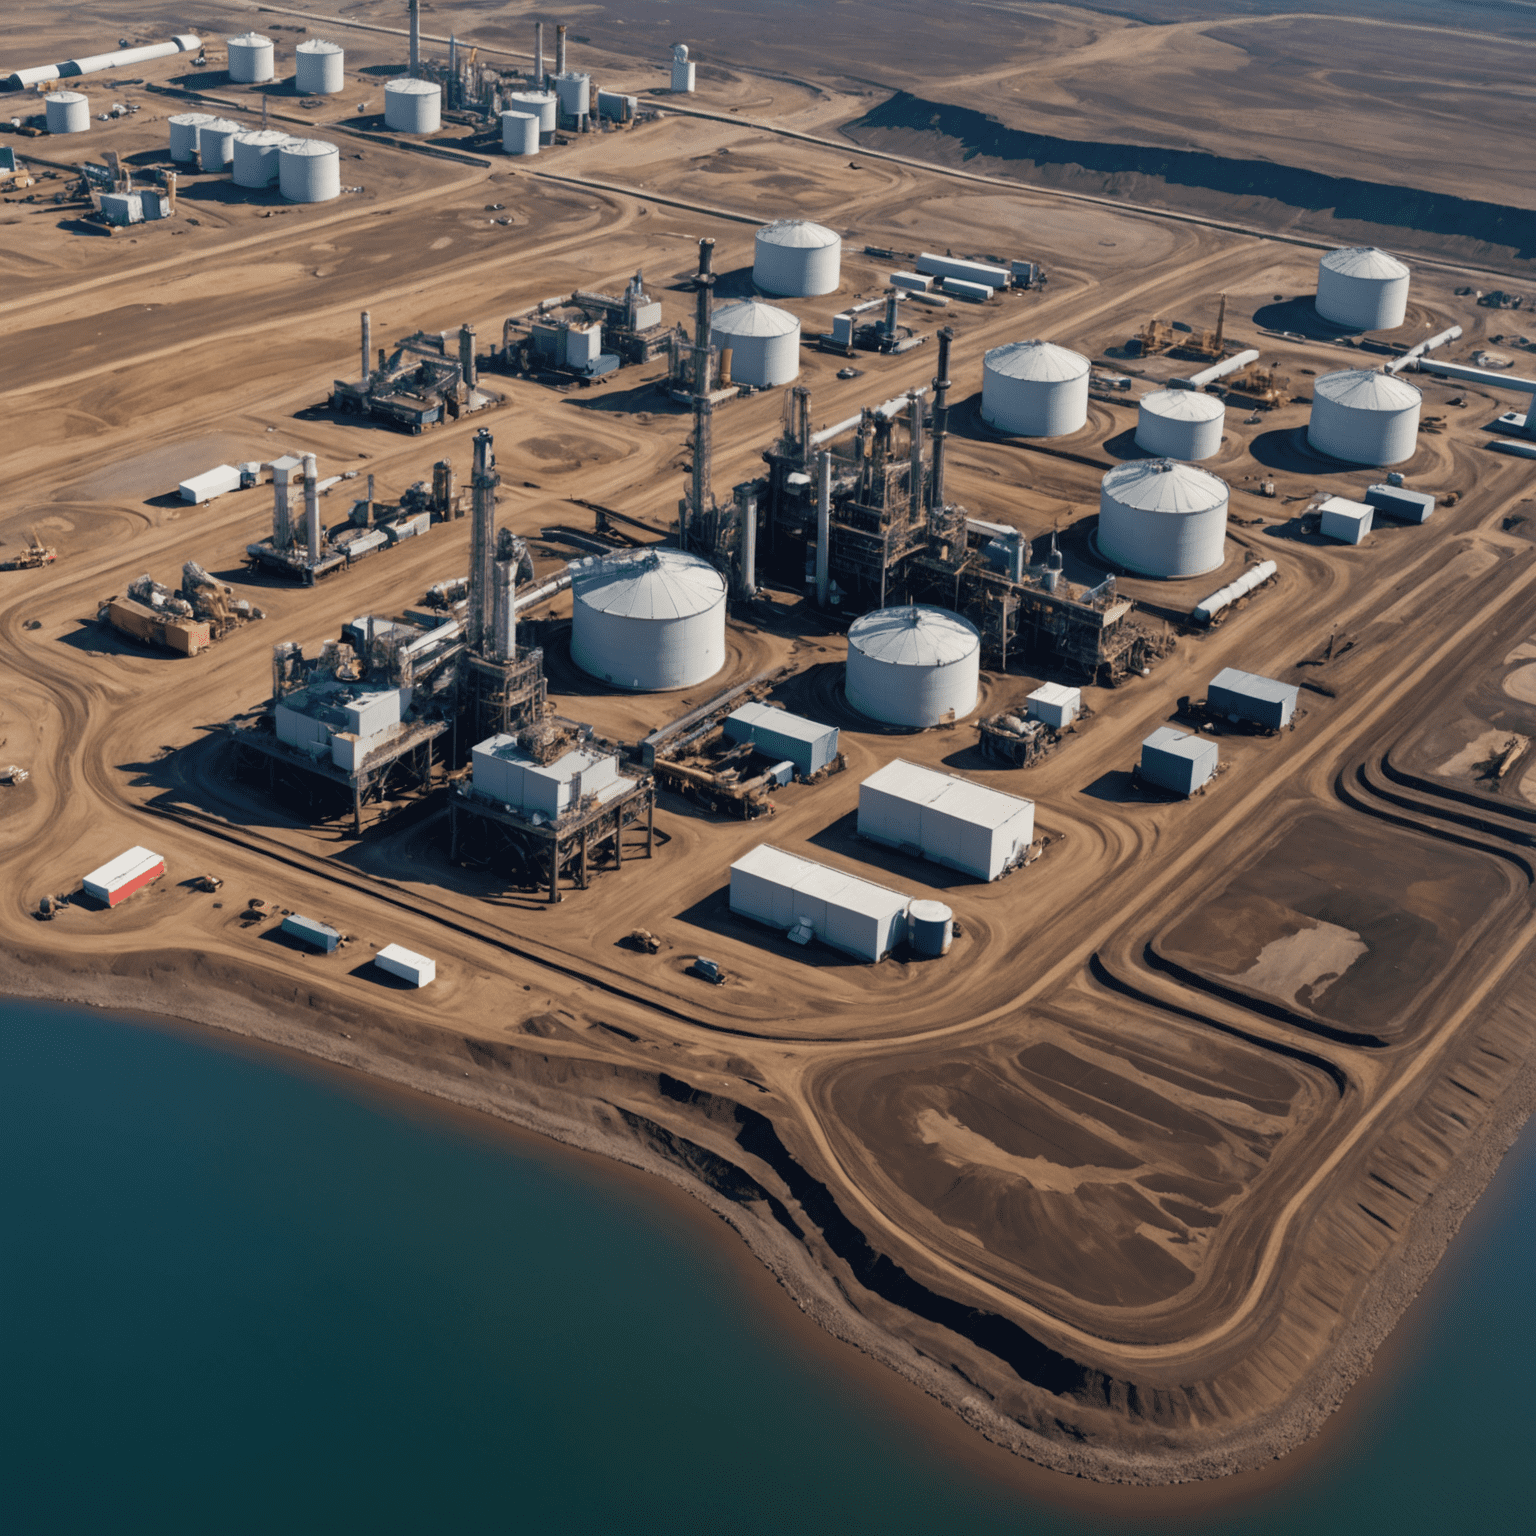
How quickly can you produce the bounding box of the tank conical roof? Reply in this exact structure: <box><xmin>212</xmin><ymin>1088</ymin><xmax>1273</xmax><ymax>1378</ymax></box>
<box><xmin>1314</xmin><ymin>369</ymin><xmax>1421</xmax><ymax>411</ymax></box>
<box><xmin>1102</xmin><ymin>458</ymin><xmax>1227</xmax><ymax>514</ymax></box>
<box><xmin>984</xmin><ymin>339</ymin><xmax>1090</xmax><ymax>382</ymax></box>
<box><xmin>281</xmin><ymin>137</ymin><xmax>338</xmax><ymax>158</ymax></box>
<box><xmin>1140</xmin><ymin>389</ymin><xmax>1225</xmax><ymax>422</ymax></box>
<box><xmin>572</xmin><ymin>548</ymin><xmax>725</xmax><ymax>620</ymax></box>
<box><xmin>848</xmin><ymin>605</ymin><xmax>979</xmax><ymax>666</ymax></box>
<box><xmin>298</xmin><ymin>38</ymin><xmax>344</xmax><ymax>54</ymax></box>
<box><xmin>757</xmin><ymin>219</ymin><xmax>839</xmax><ymax>249</ymax></box>
<box><xmin>712</xmin><ymin>298</ymin><xmax>799</xmax><ymax>338</ymax></box>
<box><xmin>229</xmin><ymin>32</ymin><xmax>273</xmax><ymax>46</ymax></box>
<box><xmin>1321</xmin><ymin>246</ymin><xmax>1409</xmax><ymax>281</ymax></box>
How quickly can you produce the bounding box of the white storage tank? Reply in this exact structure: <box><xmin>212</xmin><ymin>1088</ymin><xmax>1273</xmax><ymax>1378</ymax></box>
<box><xmin>295</xmin><ymin>39</ymin><xmax>345</xmax><ymax>95</ymax></box>
<box><xmin>227</xmin><ymin>33</ymin><xmax>275</xmax><ymax>84</ymax></box>
<box><xmin>505</xmin><ymin>90</ymin><xmax>556</xmax><ymax>135</ymax></box>
<box><xmin>845</xmin><ymin>606</ymin><xmax>980</xmax><ymax>728</ymax></box>
<box><xmin>1315</xmin><ymin>247</ymin><xmax>1410</xmax><ymax>332</ymax></box>
<box><xmin>554</xmin><ymin>71</ymin><xmax>591</xmax><ymax>120</ymax></box>
<box><xmin>1136</xmin><ymin>389</ymin><xmax>1225</xmax><ymax>461</ymax></box>
<box><xmin>754</xmin><ymin>219</ymin><xmax>841</xmax><ymax>298</ymax></box>
<box><xmin>1098</xmin><ymin>459</ymin><xmax>1229</xmax><ymax>579</ymax></box>
<box><xmin>385</xmin><ymin>77</ymin><xmax>441</xmax><ymax>133</ymax></box>
<box><xmin>278</xmin><ymin>138</ymin><xmax>341</xmax><ymax>203</ymax></box>
<box><xmin>711</xmin><ymin>299</ymin><xmax>800</xmax><ymax>388</ymax></box>
<box><xmin>670</xmin><ymin>44</ymin><xmax>696</xmax><ymax>94</ymax></box>
<box><xmin>196</xmin><ymin>117</ymin><xmax>240</xmax><ymax>170</ymax></box>
<box><xmin>1308</xmin><ymin>369</ymin><xmax>1421</xmax><ymax>466</ymax></box>
<box><xmin>168</xmin><ymin>111</ymin><xmax>216</xmax><ymax>162</ymax></box>
<box><xmin>571</xmin><ymin>549</ymin><xmax>727</xmax><ymax>692</ymax></box>
<box><xmin>46</xmin><ymin>92</ymin><xmax>90</xmax><ymax>134</ymax></box>
<box><xmin>982</xmin><ymin>340</ymin><xmax>1090</xmax><ymax>437</ymax></box>
<box><xmin>232</xmin><ymin>129</ymin><xmax>291</xmax><ymax>188</ymax></box>
<box><xmin>501</xmin><ymin>110</ymin><xmax>539</xmax><ymax>156</ymax></box>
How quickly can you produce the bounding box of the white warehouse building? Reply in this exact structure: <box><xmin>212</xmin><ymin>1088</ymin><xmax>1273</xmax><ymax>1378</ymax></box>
<box><xmin>1098</xmin><ymin>458</ymin><xmax>1229</xmax><ymax>579</ymax></box>
<box><xmin>982</xmin><ymin>340</ymin><xmax>1090</xmax><ymax>437</ymax></box>
<box><xmin>1135</xmin><ymin>389</ymin><xmax>1225</xmax><ymax>461</ymax></box>
<box><xmin>1307</xmin><ymin>369</ymin><xmax>1421</xmax><ymax>466</ymax></box>
<box><xmin>1315</xmin><ymin>246</ymin><xmax>1410</xmax><ymax>332</ymax></box>
<box><xmin>729</xmin><ymin>844</ymin><xmax>912</xmax><ymax>962</ymax></box>
<box><xmin>711</xmin><ymin>299</ymin><xmax>800</xmax><ymax>387</ymax></box>
<box><xmin>571</xmin><ymin>548</ymin><xmax>727</xmax><ymax>691</ymax></box>
<box><xmin>859</xmin><ymin>760</ymin><xmax>1035</xmax><ymax>882</ymax></box>
<box><xmin>753</xmin><ymin>219</ymin><xmax>841</xmax><ymax>297</ymax></box>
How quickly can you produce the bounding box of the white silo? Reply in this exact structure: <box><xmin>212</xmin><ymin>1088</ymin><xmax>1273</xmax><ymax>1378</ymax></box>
<box><xmin>385</xmin><ymin>77</ymin><xmax>441</xmax><ymax>133</ymax></box>
<box><xmin>227</xmin><ymin>33</ymin><xmax>275</xmax><ymax>84</ymax></box>
<box><xmin>501</xmin><ymin>111</ymin><xmax>539</xmax><ymax>156</ymax></box>
<box><xmin>1098</xmin><ymin>459</ymin><xmax>1229</xmax><ymax>579</ymax></box>
<box><xmin>670</xmin><ymin>43</ymin><xmax>696</xmax><ymax>93</ymax></box>
<box><xmin>1136</xmin><ymin>390</ymin><xmax>1225</xmax><ymax>461</ymax></box>
<box><xmin>754</xmin><ymin>220</ymin><xmax>841</xmax><ymax>298</ymax></box>
<box><xmin>845</xmin><ymin>606</ymin><xmax>980</xmax><ymax>728</ymax></box>
<box><xmin>711</xmin><ymin>300</ymin><xmax>800</xmax><ymax>388</ymax></box>
<box><xmin>1307</xmin><ymin>369</ymin><xmax>1421</xmax><ymax>465</ymax></box>
<box><xmin>1315</xmin><ymin>247</ymin><xmax>1410</xmax><ymax>332</ymax></box>
<box><xmin>168</xmin><ymin>112</ymin><xmax>216</xmax><ymax>162</ymax></box>
<box><xmin>506</xmin><ymin>91</ymin><xmax>556</xmax><ymax>135</ymax></box>
<box><xmin>232</xmin><ymin>129</ymin><xmax>291</xmax><ymax>188</ymax></box>
<box><xmin>571</xmin><ymin>549</ymin><xmax>727</xmax><ymax>692</ymax></box>
<box><xmin>278</xmin><ymin>138</ymin><xmax>341</xmax><ymax>203</ymax></box>
<box><xmin>982</xmin><ymin>340</ymin><xmax>1090</xmax><ymax>437</ymax></box>
<box><xmin>46</xmin><ymin>92</ymin><xmax>90</xmax><ymax>134</ymax></box>
<box><xmin>295</xmin><ymin>39</ymin><xmax>345</xmax><ymax>95</ymax></box>
<box><xmin>554</xmin><ymin>72</ymin><xmax>591</xmax><ymax>121</ymax></box>
<box><xmin>196</xmin><ymin>118</ymin><xmax>241</xmax><ymax>171</ymax></box>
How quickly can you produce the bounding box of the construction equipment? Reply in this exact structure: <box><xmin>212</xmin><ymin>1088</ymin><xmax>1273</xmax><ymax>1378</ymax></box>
<box><xmin>0</xmin><ymin>529</ymin><xmax>57</xmax><ymax>570</ymax></box>
<box><xmin>629</xmin><ymin>928</ymin><xmax>662</xmax><ymax>954</ymax></box>
<box><xmin>687</xmin><ymin>957</ymin><xmax>725</xmax><ymax>986</ymax></box>
<box><xmin>1188</xmin><ymin>292</ymin><xmax>1227</xmax><ymax>361</ymax></box>
<box><xmin>191</xmin><ymin>874</ymin><xmax>224</xmax><ymax>893</ymax></box>
<box><xmin>1132</xmin><ymin>315</ymin><xmax>1175</xmax><ymax>356</ymax></box>
<box><xmin>1224</xmin><ymin>361</ymin><xmax>1292</xmax><ymax>410</ymax></box>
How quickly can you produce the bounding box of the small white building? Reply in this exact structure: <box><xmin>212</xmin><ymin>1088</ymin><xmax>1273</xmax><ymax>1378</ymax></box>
<box><xmin>1318</xmin><ymin>496</ymin><xmax>1373</xmax><ymax>545</ymax></box>
<box><xmin>1140</xmin><ymin>727</ymin><xmax>1217</xmax><ymax>796</ymax></box>
<box><xmin>858</xmin><ymin>759</ymin><xmax>1035</xmax><ymax>882</ymax></box>
<box><xmin>470</xmin><ymin>733</ymin><xmax>624</xmax><ymax>819</ymax></box>
<box><xmin>275</xmin><ymin>686</ymin><xmax>405</xmax><ymax>773</ymax></box>
<box><xmin>1026</xmin><ymin>683</ymin><xmax>1080</xmax><ymax>729</ymax></box>
<box><xmin>375</xmin><ymin>943</ymin><xmax>435</xmax><ymax>988</ymax></box>
<box><xmin>178</xmin><ymin>465</ymin><xmax>243</xmax><ymax>504</ymax></box>
<box><xmin>729</xmin><ymin>845</ymin><xmax>911</xmax><ymax>962</ymax></box>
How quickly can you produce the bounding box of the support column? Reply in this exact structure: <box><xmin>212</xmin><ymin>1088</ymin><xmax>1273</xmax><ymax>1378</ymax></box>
<box><xmin>548</xmin><ymin>837</ymin><xmax>559</xmax><ymax>903</ymax></box>
<box><xmin>353</xmin><ymin>782</ymin><xmax>362</xmax><ymax>837</ymax></box>
<box><xmin>815</xmin><ymin>450</ymin><xmax>831</xmax><ymax>607</ymax></box>
<box><xmin>647</xmin><ymin>791</ymin><xmax>655</xmax><ymax>857</ymax></box>
<box><xmin>580</xmin><ymin>825</ymin><xmax>590</xmax><ymax>888</ymax></box>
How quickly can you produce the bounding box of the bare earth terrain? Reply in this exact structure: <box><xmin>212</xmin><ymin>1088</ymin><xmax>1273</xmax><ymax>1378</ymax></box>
<box><xmin>6</xmin><ymin>0</ymin><xmax>1536</xmax><ymax>1485</ymax></box>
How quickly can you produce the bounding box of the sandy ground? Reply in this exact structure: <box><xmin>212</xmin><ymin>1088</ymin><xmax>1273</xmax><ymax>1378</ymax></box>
<box><xmin>6</xmin><ymin>0</ymin><xmax>1536</xmax><ymax>1485</ymax></box>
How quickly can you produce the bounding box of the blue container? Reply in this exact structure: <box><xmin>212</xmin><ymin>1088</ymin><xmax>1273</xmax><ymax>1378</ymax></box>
<box><xmin>281</xmin><ymin>913</ymin><xmax>341</xmax><ymax>952</ymax></box>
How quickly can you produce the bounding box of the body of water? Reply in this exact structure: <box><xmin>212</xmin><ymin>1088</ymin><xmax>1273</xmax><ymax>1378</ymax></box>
<box><xmin>2</xmin><ymin>999</ymin><xmax>1531</xmax><ymax>1534</ymax></box>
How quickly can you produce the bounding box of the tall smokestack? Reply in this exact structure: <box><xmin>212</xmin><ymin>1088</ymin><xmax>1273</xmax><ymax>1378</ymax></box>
<box><xmin>883</xmin><ymin>290</ymin><xmax>899</xmax><ymax>341</ymax></box>
<box><xmin>467</xmin><ymin>430</ymin><xmax>498</xmax><ymax>653</ymax></box>
<box><xmin>491</xmin><ymin>530</ymin><xmax>518</xmax><ymax>661</ymax></box>
<box><xmin>534</xmin><ymin>21</ymin><xmax>544</xmax><ymax>89</ymax></box>
<box><xmin>303</xmin><ymin>453</ymin><xmax>320</xmax><ymax>564</ymax></box>
<box><xmin>737</xmin><ymin>485</ymin><xmax>757</xmax><ymax>598</ymax></box>
<box><xmin>686</xmin><ymin>237</ymin><xmax>716</xmax><ymax>552</ymax></box>
<box><xmin>815</xmin><ymin>452</ymin><xmax>831</xmax><ymax>608</ymax></box>
<box><xmin>360</xmin><ymin>310</ymin><xmax>371</xmax><ymax>385</ymax></box>
<box><xmin>458</xmin><ymin>323</ymin><xmax>477</xmax><ymax>390</ymax></box>
<box><xmin>409</xmin><ymin>0</ymin><xmax>420</xmax><ymax>74</ymax></box>
<box><xmin>930</xmin><ymin>326</ymin><xmax>953</xmax><ymax>516</ymax></box>
<box><xmin>556</xmin><ymin>24</ymin><xmax>567</xmax><ymax>76</ymax></box>
<box><xmin>907</xmin><ymin>390</ymin><xmax>924</xmax><ymax>525</ymax></box>
<box><xmin>272</xmin><ymin>475</ymin><xmax>291</xmax><ymax>549</ymax></box>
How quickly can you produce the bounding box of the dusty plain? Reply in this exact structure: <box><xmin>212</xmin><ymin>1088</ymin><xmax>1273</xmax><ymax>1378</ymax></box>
<box><xmin>6</xmin><ymin>0</ymin><xmax>1536</xmax><ymax>1485</ymax></box>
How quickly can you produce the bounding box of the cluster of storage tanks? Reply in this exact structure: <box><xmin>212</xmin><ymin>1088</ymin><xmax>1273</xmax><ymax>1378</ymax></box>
<box><xmin>168</xmin><ymin>112</ymin><xmax>341</xmax><ymax>201</ymax></box>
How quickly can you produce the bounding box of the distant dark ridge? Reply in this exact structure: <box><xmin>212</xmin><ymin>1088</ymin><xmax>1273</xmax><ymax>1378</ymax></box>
<box><xmin>848</xmin><ymin>91</ymin><xmax>1536</xmax><ymax>260</ymax></box>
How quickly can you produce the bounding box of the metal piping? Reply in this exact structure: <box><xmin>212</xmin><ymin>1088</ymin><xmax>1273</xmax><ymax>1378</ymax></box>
<box><xmin>907</xmin><ymin>391</ymin><xmax>924</xmax><ymax>524</ymax></box>
<box><xmin>815</xmin><ymin>451</ymin><xmax>831</xmax><ymax>607</ymax></box>
<box><xmin>930</xmin><ymin>326</ymin><xmax>953</xmax><ymax>514</ymax></box>
<box><xmin>1386</xmin><ymin>324</ymin><xmax>1462</xmax><ymax>376</ymax></box>
<box><xmin>302</xmin><ymin>454</ymin><xmax>320</xmax><ymax>564</ymax></box>
<box><xmin>1412</xmin><ymin>354</ymin><xmax>1536</xmax><ymax>394</ymax></box>
<box><xmin>1183</xmin><ymin>348</ymin><xmax>1260</xmax><ymax>390</ymax></box>
<box><xmin>808</xmin><ymin>391</ymin><xmax>922</xmax><ymax>448</ymax></box>
<box><xmin>5</xmin><ymin>34</ymin><xmax>200</xmax><ymax>90</ymax></box>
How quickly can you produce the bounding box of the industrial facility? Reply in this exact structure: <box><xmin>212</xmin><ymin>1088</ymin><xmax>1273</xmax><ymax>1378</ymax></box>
<box><xmin>332</xmin><ymin>313</ymin><xmax>499</xmax><ymax>432</ymax></box>
<box><xmin>100</xmin><ymin>563</ymin><xmax>265</xmax><ymax>656</ymax></box>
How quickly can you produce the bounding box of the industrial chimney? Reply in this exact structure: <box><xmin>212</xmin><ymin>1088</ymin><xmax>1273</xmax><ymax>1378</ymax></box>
<box><xmin>303</xmin><ymin>453</ymin><xmax>320</xmax><ymax>564</ymax></box>
<box><xmin>491</xmin><ymin>528</ymin><xmax>519</xmax><ymax>661</ymax></box>
<box><xmin>556</xmin><ymin>24</ymin><xmax>567</xmax><ymax>76</ymax></box>
<box><xmin>466</xmin><ymin>429</ymin><xmax>498</xmax><ymax>653</ymax></box>
<box><xmin>930</xmin><ymin>326</ymin><xmax>953</xmax><ymax>516</ymax></box>
<box><xmin>409</xmin><ymin>0</ymin><xmax>420</xmax><ymax>74</ymax></box>
<box><xmin>360</xmin><ymin>310</ymin><xmax>371</xmax><ymax>385</ymax></box>
<box><xmin>534</xmin><ymin>21</ymin><xmax>544</xmax><ymax>89</ymax></box>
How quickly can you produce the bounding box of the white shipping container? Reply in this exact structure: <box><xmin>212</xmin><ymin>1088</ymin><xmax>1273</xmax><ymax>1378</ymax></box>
<box><xmin>729</xmin><ymin>845</ymin><xmax>910</xmax><ymax>962</ymax></box>
<box><xmin>178</xmin><ymin>464</ymin><xmax>243</xmax><ymax>504</ymax></box>
<box><xmin>376</xmin><ymin>942</ymin><xmax>435</xmax><ymax>987</ymax></box>
<box><xmin>1319</xmin><ymin>495</ymin><xmax>1373</xmax><ymax>544</ymax></box>
<box><xmin>1026</xmin><ymin>682</ymin><xmax>1080</xmax><ymax>728</ymax></box>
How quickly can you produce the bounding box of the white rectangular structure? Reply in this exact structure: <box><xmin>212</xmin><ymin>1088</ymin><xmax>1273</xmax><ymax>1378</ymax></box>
<box><xmin>469</xmin><ymin>734</ymin><xmax>621</xmax><ymax>819</ymax></box>
<box><xmin>83</xmin><ymin>845</ymin><xmax>165</xmax><ymax>906</ymax></box>
<box><xmin>942</xmin><ymin>277</ymin><xmax>993</xmax><ymax>302</ymax></box>
<box><xmin>729</xmin><ymin>845</ymin><xmax>910</xmax><ymax>962</ymax></box>
<box><xmin>858</xmin><ymin>759</ymin><xmax>1035</xmax><ymax>881</ymax></box>
<box><xmin>178</xmin><ymin>464</ymin><xmax>243</xmax><ymax>504</ymax></box>
<box><xmin>1026</xmin><ymin>682</ymin><xmax>1080</xmax><ymax>728</ymax></box>
<box><xmin>375</xmin><ymin>942</ymin><xmax>435</xmax><ymax>987</ymax></box>
<box><xmin>1140</xmin><ymin>727</ymin><xmax>1217</xmax><ymax>795</ymax></box>
<box><xmin>1318</xmin><ymin>495</ymin><xmax>1373</xmax><ymax>544</ymax></box>
<box><xmin>889</xmin><ymin>271</ymin><xmax>932</xmax><ymax>293</ymax></box>
<box><xmin>915</xmin><ymin>252</ymin><xmax>1011</xmax><ymax>288</ymax></box>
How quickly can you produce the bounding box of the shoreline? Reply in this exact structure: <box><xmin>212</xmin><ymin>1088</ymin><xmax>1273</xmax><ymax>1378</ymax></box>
<box><xmin>6</xmin><ymin>952</ymin><xmax>1534</xmax><ymax>1490</ymax></box>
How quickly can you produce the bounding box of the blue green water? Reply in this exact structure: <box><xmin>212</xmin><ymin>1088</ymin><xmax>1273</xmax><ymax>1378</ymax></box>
<box><xmin>2</xmin><ymin>998</ymin><xmax>1531</xmax><ymax>1534</ymax></box>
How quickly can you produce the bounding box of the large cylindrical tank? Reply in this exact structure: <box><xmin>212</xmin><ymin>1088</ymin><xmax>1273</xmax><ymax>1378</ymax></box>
<box><xmin>501</xmin><ymin>110</ymin><xmax>539</xmax><ymax>156</ymax></box>
<box><xmin>1315</xmin><ymin>246</ymin><xmax>1410</xmax><ymax>332</ymax></box>
<box><xmin>1098</xmin><ymin>459</ymin><xmax>1229</xmax><ymax>579</ymax></box>
<box><xmin>295</xmin><ymin>39</ymin><xmax>345</xmax><ymax>95</ymax></box>
<box><xmin>46</xmin><ymin>92</ymin><xmax>90</xmax><ymax>134</ymax></box>
<box><xmin>710</xmin><ymin>299</ymin><xmax>800</xmax><ymax>387</ymax></box>
<box><xmin>384</xmin><ymin>77</ymin><xmax>441</xmax><ymax>133</ymax></box>
<box><xmin>845</xmin><ymin>606</ymin><xmax>980</xmax><ymax>728</ymax></box>
<box><xmin>571</xmin><ymin>550</ymin><xmax>727</xmax><ymax>691</ymax></box>
<box><xmin>227</xmin><ymin>33</ymin><xmax>275</xmax><ymax>84</ymax></box>
<box><xmin>907</xmin><ymin>900</ymin><xmax>954</xmax><ymax>957</ymax></box>
<box><xmin>278</xmin><ymin>138</ymin><xmax>341</xmax><ymax>203</ymax></box>
<box><xmin>1135</xmin><ymin>389</ymin><xmax>1225</xmax><ymax>461</ymax></box>
<box><xmin>232</xmin><ymin>129</ymin><xmax>291</xmax><ymax>188</ymax></box>
<box><xmin>753</xmin><ymin>219</ymin><xmax>841</xmax><ymax>298</ymax></box>
<box><xmin>1307</xmin><ymin>369</ymin><xmax>1421</xmax><ymax>465</ymax></box>
<box><xmin>196</xmin><ymin>117</ymin><xmax>240</xmax><ymax>170</ymax></box>
<box><xmin>168</xmin><ymin>111</ymin><xmax>216</xmax><ymax>162</ymax></box>
<box><xmin>982</xmin><ymin>340</ymin><xmax>1090</xmax><ymax>437</ymax></box>
<box><xmin>505</xmin><ymin>90</ymin><xmax>556</xmax><ymax>134</ymax></box>
<box><xmin>554</xmin><ymin>71</ymin><xmax>590</xmax><ymax>119</ymax></box>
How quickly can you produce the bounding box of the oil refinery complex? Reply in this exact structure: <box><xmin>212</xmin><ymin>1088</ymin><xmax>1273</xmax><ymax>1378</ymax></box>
<box><xmin>7</xmin><ymin>0</ymin><xmax>1536</xmax><ymax>1492</ymax></box>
